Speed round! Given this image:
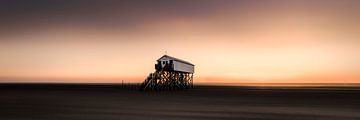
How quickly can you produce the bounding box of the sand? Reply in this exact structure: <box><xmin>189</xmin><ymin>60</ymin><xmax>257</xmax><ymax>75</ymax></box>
<box><xmin>0</xmin><ymin>84</ymin><xmax>359</xmax><ymax>120</ymax></box>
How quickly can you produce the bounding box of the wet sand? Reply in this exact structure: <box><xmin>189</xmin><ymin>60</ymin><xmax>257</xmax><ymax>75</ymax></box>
<box><xmin>0</xmin><ymin>84</ymin><xmax>359</xmax><ymax>120</ymax></box>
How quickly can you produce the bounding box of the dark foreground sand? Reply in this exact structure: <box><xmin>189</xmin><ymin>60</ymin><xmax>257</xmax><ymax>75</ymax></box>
<box><xmin>0</xmin><ymin>84</ymin><xmax>359</xmax><ymax>120</ymax></box>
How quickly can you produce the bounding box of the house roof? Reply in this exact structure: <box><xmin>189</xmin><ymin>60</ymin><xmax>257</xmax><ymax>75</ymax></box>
<box><xmin>157</xmin><ymin>55</ymin><xmax>194</xmax><ymax>66</ymax></box>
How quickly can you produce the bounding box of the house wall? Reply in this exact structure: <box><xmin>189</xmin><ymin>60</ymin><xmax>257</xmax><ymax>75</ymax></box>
<box><xmin>159</xmin><ymin>57</ymin><xmax>171</xmax><ymax>68</ymax></box>
<box><xmin>158</xmin><ymin>56</ymin><xmax>194</xmax><ymax>73</ymax></box>
<box><xmin>173</xmin><ymin>61</ymin><xmax>194</xmax><ymax>73</ymax></box>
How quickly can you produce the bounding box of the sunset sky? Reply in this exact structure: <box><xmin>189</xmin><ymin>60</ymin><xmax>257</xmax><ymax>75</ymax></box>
<box><xmin>0</xmin><ymin>0</ymin><xmax>359</xmax><ymax>83</ymax></box>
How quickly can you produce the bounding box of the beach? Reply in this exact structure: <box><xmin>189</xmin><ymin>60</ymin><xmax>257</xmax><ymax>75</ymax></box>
<box><xmin>0</xmin><ymin>84</ymin><xmax>359</xmax><ymax>120</ymax></box>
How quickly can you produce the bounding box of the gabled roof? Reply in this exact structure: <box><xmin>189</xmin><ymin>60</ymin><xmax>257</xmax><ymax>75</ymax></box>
<box><xmin>157</xmin><ymin>55</ymin><xmax>194</xmax><ymax>66</ymax></box>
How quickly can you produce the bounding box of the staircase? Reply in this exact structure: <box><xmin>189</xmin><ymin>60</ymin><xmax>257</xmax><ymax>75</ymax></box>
<box><xmin>140</xmin><ymin>70</ymin><xmax>160</xmax><ymax>91</ymax></box>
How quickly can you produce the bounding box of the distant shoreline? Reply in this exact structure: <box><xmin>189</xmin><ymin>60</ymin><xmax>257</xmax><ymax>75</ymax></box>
<box><xmin>195</xmin><ymin>82</ymin><xmax>360</xmax><ymax>87</ymax></box>
<box><xmin>1</xmin><ymin>82</ymin><xmax>360</xmax><ymax>86</ymax></box>
<box><xmin>1</xmin><ymin>83</ymin><xmax>360</xmax><ymax>91</ymax></box>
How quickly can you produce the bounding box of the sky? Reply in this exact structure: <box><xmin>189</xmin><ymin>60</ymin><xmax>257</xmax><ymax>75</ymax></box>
<box><xmin>0</xmin><ymin>0</ymin><xmax>359</xmax><ymax>83</ymax></box>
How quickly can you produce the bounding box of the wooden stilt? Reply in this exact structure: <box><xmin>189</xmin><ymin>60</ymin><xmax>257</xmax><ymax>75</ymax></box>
<box><xmin>140</xmin><ymin>70</ymin><xmax>193</xmax><ymax>91</ymax></box>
